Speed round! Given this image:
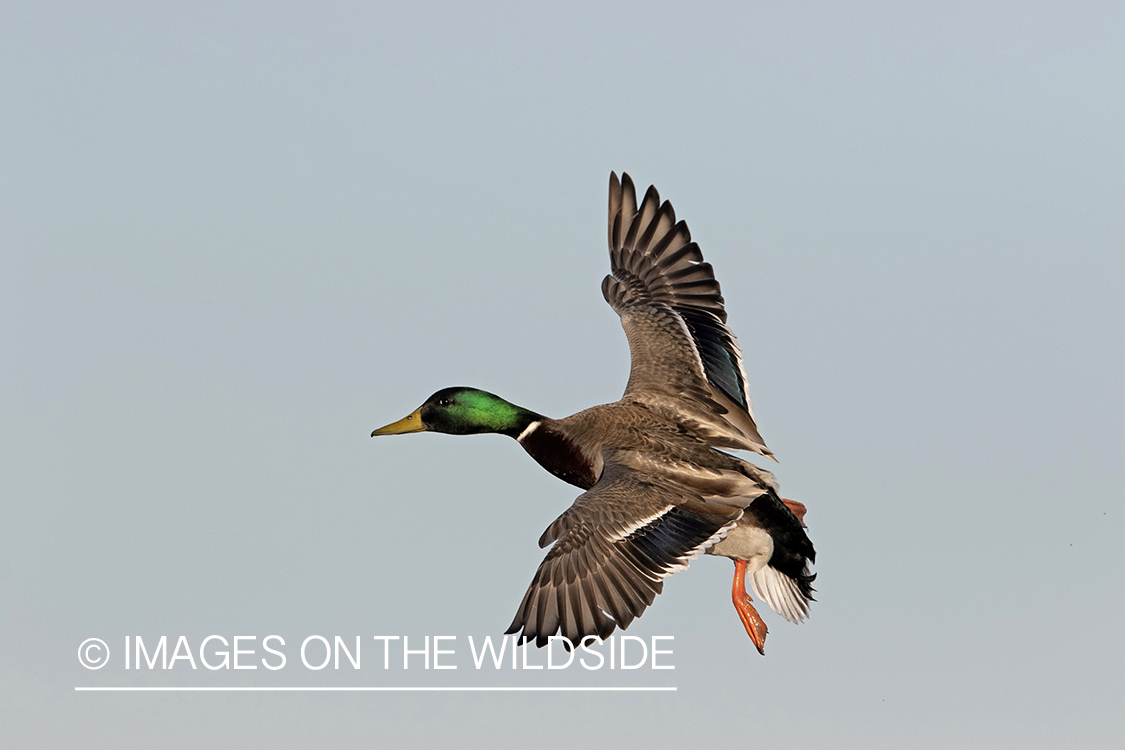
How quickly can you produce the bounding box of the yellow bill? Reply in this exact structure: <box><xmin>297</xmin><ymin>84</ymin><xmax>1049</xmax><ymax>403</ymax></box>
<box><xmin>370</xmin><ymin>407</ymin><xmax>427</xmax><ymax>436</ymax></box>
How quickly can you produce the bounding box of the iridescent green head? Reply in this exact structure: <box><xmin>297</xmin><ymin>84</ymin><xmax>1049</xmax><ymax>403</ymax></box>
<box><xmin>371</xmin><ymin>387</ymin><xmax>542</xmax><ymax>438</ymax></box>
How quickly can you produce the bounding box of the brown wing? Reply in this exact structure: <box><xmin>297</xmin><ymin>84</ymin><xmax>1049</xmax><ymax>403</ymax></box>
<box><xmin>506</xmin><ymin>463</ymin><xmax>741</xmax><ymax>647</ymax></box>
<box><xmin>603</xmin><ymin>172</ymin><xmax>772</xmax><ymax>458</ymax></box>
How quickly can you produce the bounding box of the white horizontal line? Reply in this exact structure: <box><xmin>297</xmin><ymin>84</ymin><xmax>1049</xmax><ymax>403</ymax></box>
<box><xmin>75</xmin><ymin>686</ymin><xmax>676</xmax><ymax>692</ymax></box>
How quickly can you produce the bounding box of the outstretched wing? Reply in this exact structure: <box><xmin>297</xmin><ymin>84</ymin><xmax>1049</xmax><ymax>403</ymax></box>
<box><xmin>603</xmin><ymin>172</ymin><xmax>772</xmax><ymax>458</ymax></box>
<box><xmin>506</xmin><ymin>463</ymin><xmax>741</xmax><ymax>648</ymax></box>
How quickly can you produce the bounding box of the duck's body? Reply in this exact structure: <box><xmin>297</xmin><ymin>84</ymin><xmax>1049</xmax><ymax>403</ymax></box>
<box><xmin>373</xmin><ymin>173</ymin><xmax>815</xmax><ymax>653</ymax></box>
<box><xmin>518</xmin><ymin>402</ymin><xmax>771</xmax><ymax>496</ymax></box>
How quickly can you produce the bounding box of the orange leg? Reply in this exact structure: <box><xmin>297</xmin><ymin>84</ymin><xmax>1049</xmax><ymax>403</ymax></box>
<box><xmin>732</xmin><ymin>559</ymin><xmax>768</xmax><ymax>655</ymax></box>
<box><xmin>782</xmin><ymin>498</ymin><xmax>807</xmax><ymax>527</ymax></box>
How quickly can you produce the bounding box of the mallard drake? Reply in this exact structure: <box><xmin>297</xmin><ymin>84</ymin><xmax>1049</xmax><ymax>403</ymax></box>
<box><xmin>372</xmin><ymin>173</ymin><xmax>815</xmax><ymax>654</ymax></box>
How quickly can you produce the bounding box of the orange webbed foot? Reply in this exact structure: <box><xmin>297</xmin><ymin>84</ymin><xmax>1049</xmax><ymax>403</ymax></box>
<box><xmin>732</xmin><ymin>559</ymin><xmax>768</xmax><ymax>655</ymax></box>
<box><xmin>782</xmin><ymin>498</ymin><xmax>807</xmax><ymax>527</ymax></box>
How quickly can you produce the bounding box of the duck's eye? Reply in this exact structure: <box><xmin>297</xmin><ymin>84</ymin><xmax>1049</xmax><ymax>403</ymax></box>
<box><xmin>437</xmin><ymin>397</ymin><xmax>452</xmax><ymax>407</ymax></box>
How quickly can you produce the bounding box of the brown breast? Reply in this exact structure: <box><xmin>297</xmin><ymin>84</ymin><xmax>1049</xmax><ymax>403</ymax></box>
<box><xmin>518</xmin><ymin>422</ymin><xmax>599</xmax><ymax>490</ymax></box>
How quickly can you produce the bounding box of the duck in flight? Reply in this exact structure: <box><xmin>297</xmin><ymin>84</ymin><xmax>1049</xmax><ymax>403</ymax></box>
<box><xmin>372</xmin><ymin>173</ymin><xmax>815</xmax><ymax>654</ymax></box>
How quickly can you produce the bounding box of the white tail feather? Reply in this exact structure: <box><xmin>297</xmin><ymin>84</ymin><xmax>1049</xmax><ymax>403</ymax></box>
<box><xmin>750</xmin><ymin>565</ymin><xmax>810</xmax><ymax>624</ymax></box>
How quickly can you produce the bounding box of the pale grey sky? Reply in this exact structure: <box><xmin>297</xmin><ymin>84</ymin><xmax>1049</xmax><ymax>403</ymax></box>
<box><xmin>2</xmin><ymin>2</ymin><xmax>1123</xmax><ymax>748</ymax></box>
